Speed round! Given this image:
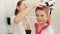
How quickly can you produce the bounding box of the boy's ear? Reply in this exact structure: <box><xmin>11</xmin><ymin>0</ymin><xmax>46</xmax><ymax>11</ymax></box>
<box><xmin>47</xmin><ymin>15</ymin><xmax>51</xmax><ymax>21</ymax></box>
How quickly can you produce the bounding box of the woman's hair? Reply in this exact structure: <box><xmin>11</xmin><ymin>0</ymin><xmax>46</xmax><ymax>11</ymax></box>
<box><xmin>15</xmin><ymin>0</ymin><xmax>24</xmax><ymax>16</ymax></box>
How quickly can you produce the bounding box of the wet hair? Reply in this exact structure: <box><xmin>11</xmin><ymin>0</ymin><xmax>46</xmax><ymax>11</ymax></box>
<box><xmin>35</xmin><ymin>6</ymin><xmax>49</xmax><ymax>15</ymax></box>
<box><xmin>15</xmin><ymin>0</ymin><xmax>24</xmax><ymax>16</ymax></box>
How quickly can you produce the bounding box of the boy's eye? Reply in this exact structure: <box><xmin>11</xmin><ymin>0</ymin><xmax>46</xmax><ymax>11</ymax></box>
<box><xmin>41</xmin><ymin>15</ymin><xmax>44</xmax><ymax>17</ymax></box>
<box><xmin>36</xmin><ymin>15</ymin><xmax>39</xmax><ymax>17</ymax></box>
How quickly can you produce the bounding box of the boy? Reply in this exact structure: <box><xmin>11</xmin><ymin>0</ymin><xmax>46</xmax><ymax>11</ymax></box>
<box><xmin>34</xmin><ymin>6</ymin><xmax>54</xmax><ymax>34</ymax></box>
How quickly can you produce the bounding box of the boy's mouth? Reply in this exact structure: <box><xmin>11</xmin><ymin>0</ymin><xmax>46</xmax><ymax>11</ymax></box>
<box><xmin>37</xmin><ymin>20</ymin><xmax>43</xmax><ymax>22</ymax></box>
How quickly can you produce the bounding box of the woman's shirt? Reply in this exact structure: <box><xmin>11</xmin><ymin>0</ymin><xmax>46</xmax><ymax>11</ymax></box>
<box><xmin>11</xmin><ymin>15</ymin><xmax>26</xmax><ymax>34</ymax></box>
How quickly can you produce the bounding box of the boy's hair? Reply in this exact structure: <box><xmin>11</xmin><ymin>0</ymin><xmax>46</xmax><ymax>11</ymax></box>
<box><xmin>35</xmin><ymin>6</ymin><xmax>49</xmax><ymax>15</ymax></box>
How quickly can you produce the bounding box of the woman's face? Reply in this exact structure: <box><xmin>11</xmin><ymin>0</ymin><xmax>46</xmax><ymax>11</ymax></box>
<box><xmin>18</xmin><ymin>1</ymin><xmax>28</xmax><ymax>10</ymax></box>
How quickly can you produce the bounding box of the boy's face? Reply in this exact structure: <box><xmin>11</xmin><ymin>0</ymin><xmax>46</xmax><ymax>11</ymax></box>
<box><xmin>35</xmin><ymin>10</ymin><xmax>48</xmax><ymax>24</ymax></box>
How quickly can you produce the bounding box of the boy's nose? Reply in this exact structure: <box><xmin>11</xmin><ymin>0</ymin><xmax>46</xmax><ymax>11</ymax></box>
<box><xmin>38</xmin><ymin>16</ymin><xmax>42</xmax><ymax>19</ymax></box>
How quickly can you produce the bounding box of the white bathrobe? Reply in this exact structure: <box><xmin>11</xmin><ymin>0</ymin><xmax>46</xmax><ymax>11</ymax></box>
<box><xmin>41</xmin><ymin>25</ymin><xmax>54</xmax><ymax>34</ymax></box>
<box><xmin>34</xmin><ymin>22</ymin><xmax>54</xmax><ymax>34</ymax></box>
